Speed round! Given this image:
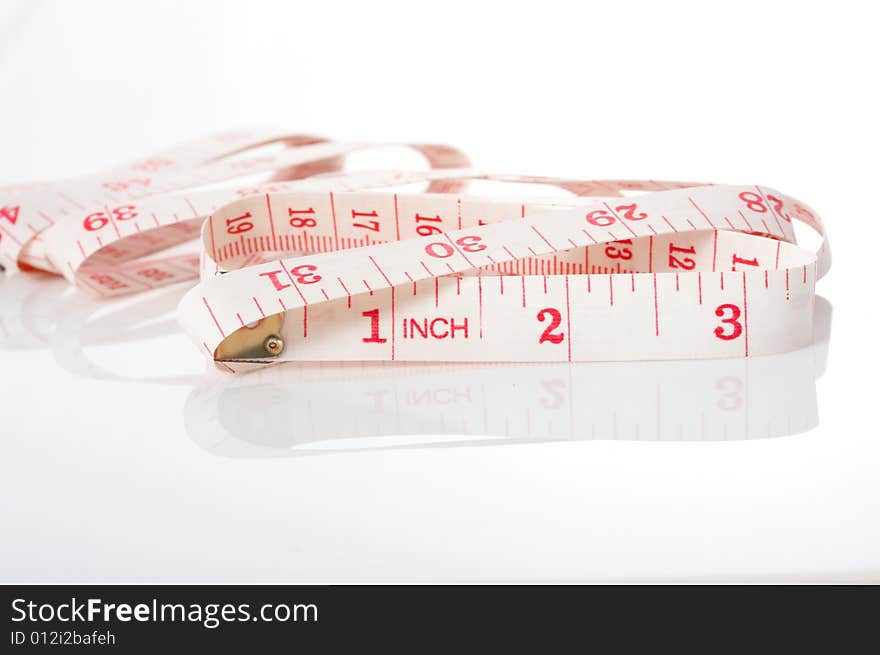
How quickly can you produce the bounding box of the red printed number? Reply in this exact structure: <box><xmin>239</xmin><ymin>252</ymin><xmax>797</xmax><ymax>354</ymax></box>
<box><xmin>586</xmin><ymin>203</ymin><xmax>647</xmax><ymax>227</ymax></box>
<box><xmin>605</xmin><ymin>239</ymin><xmax>632</xmax><ymax>260</ymax></box>
<box><xmin>714</xmin><ymin>303</ymin><xmax>743</xmax><ymax>340</ymax></box>
<box><xmin>731</xmin><ymin>254</ymin><xmax>758</xmax><ymax>270</ymax></box>
<box><xmin>290</xmin><ymin>264</ymin><xmax>321</xmax><ymax>284</ymax></box>
<box><xmin>362</xmin><ymin>308</ymin><xmax>387</xmax><ymax>343</ymax></box>
<box><xmin>83</xmin><ymin>205</ymin><xmax>138</xmax><ymax>231</ymax></box>
<box><xmin>615</xmin><ymin>203</ymin><xmax>648</xmax><ymax>220</ymax></box>
<box><xmin>226</xmin><ymin>212</ymin><xmax>253</xmax><ymax>235</ymax></box>
<box><xmin>767</xmin><ymin>194</ymin><xmax>790</xmax><ymax>221</ymax></box>
<box><xmin>415</xmin><ymin>213</ymin><xmax>442</xmax><ymax>236</ymax></box>
<box><xmin>352</xmin><ymin>209</ymin><xmax>380</xmax><ymax>232</ymax></box>
<box><xmin>668</xmin><ymin>244</ymin><xmax>696</xmax><ymax>269</ymax></box>
<box><xmin>739</xmin><ymin>192</ymin><xmax>766</xmax><ymax>213</ymax></box>
<box><xmin>739</xmin><ymin>191</ymin><xmax>790</xmax><ymax>221</ymax></box>
<box><xmin>456</xmin><ymin>235</ymin><xmax>487</xmax><ymax>252</ymax></box>
<box><xmin>289</xmin><ymin>208</ymin><xmax>317</xmax><ymax>228</ymax></box>
<box><xmin>537</xmin><ymin>307</ymin><xmax>564</xmax><ymax>344</ymax></box>
<box><xmin>586</xmin><ymin>209</ymin><xmax>614</xmax><ymax>227</ymax></box>
<box><xmin>425</xmin><ymin>235</ymin><xmax>486</xmax><ymax>258</ymax></box>
<box><xmin>0</xmin><ymin>205</ymin><xmax>20</xmax><ymax>225</ymax></box>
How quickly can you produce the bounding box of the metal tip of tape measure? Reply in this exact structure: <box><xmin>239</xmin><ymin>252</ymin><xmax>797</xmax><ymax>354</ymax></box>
<box><xmin>213</xmin><ymin>313</ymin><xmax>284</xmax><ymax>360</ymax></box>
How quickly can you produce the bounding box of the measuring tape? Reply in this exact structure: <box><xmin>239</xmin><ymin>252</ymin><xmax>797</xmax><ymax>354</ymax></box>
<box><xmin>0</xmin><ymin>131</ymin><xmax>469</xmax><ymax>287</ymax></box>
<box><xmin>185</xmin><ymin>297</ymin><xmax>831</xmax><ymax>456</ymax></box>
<box><xmin>1</xmin><ymin>131</ymin><xmax>830</xmax><ymax>372</ymax></box>
<box><xmin>180</xmin><ymin>176</ymin><xmax>829</xmax><ymax>370</ymax></box>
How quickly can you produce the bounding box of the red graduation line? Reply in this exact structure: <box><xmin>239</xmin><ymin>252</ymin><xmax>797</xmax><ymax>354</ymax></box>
<box><xmin>742</xmin><ymin>271</ymin><xmax>750</xmax><ymax>356</ymax></box>
<box><xmin>184</xmin><ymin>196</ymin><xmax>199</xmax><ymax>218</ymax></box>
<box><xmin>393</xmin><ymin>193</ymin><xmax>400</xmax><ymax>241</ymax></box>
<box><xmin>279</xmin><ymin>260</ymin><xmax>308</xmax><ymax>304</ymax></box>
<box><xmin>329</xmin><ymin>192</ymin><xmax>339</xmax><ymax>245</ymax></box>
<box><xmin>443</xmin><ymin>232</ymin><xmax>476</xmax><ymax>267</ymax></box>
<box><xmin>689</xmin><ymin>196</ymin><xmax>716</xmax><ymax>228</ymax></box>
<box><xmin>652</xmin><ymin>273</ymin><xmax>659</xmax><ymax>337</ymax></box>
<box><xmin>603</xmin><ymin>202</ymin><xmax>638</xmax><ymax>237</ymax></box>
<box><xmin>530</xmin><ymin>225</ymin><xmax>558</xmax><ymax>250</ymax></box>
<box><xmin>712</xmin><ymin>230</ymin><xmax>718</xmax><ymax>272</ymax></box>
<box><xmin>478</xmin><ymin>275</ymin><xmax>483</xmax><ymax>339</ymax></box>
<box><xmin>265</xmin><ymin>194</ymin><xmax>277</xmax><ymax>249</ymax></box>
<box><xmin>755</xmin><ymin>185</ymin><xmax>785</xmax><ymax>235</ymax></box>
<box><xmin>337</xmin><ymin>277</ymin><xmax>352</xmax><ymax>307</ymax></box>
<box><xmin>564</xmin><ymin>275</ymin><xmax>572</xmax><ymax>361</ymax></box>
<box><xmin>202</xmin><ymin>297</ymin><xmax>225</xmax><ymax>337</ymax></box>
<box><xmin>368</xmin><ymin>255</ymin><xmax>393</xmax><ymax>286</ymax></box>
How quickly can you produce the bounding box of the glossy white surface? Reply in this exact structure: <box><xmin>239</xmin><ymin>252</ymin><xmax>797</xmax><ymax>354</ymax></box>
<box><xmin>1</xmin><ymin>0</ymin><xmax>878</xmax><ymax>582</ymax></box>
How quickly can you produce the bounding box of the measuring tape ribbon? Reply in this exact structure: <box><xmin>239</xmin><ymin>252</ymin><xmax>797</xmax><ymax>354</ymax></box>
<box><xmin>0</xmin><ymin>132</ymin><xmax>469</xmax><ymax>294</ymax></box>
<box><xmin>178</xmin><ymin>176</ymin><xmax>829</xmax><ymax>371</ymax></box>
<box><xmin>0</xmin><ymin>131</ymin><xmax>829</xmax><ymax>371</ymax></box>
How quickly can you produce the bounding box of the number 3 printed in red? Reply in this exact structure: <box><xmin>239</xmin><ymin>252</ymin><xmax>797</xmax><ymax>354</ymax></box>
<box><xmin>714</xmin><ymin>303</ymin><xmax>743</xmax><ymax>340</ymax></box>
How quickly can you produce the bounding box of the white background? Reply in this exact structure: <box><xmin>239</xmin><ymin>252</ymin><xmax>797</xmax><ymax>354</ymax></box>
<box><xmin>1</xmin><ymin>0</ymin><xmax>878</xmax><ymax>582</ymax></box>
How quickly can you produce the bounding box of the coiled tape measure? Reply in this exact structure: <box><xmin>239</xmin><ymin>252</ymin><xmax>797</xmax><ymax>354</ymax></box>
<box><xmin>0</xmin><ymin>131</ymin><xmax>830</xmax><ymax>372</ymax></box>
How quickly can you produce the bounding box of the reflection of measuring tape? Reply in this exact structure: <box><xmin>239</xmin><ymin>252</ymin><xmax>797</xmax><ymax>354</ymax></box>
<box><xmin>1</xmin><ymin>131</ymin><xmax>830</xmax><ymax>371</ymax></box>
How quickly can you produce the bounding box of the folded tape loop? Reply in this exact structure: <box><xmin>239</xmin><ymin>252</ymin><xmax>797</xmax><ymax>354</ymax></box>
<box><xmin>0</xmin><ymin>131</ymin><xmax>829</xmax><ymax>373</ymax></box>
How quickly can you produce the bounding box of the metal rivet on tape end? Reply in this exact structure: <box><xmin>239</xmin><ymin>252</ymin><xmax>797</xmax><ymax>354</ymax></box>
<box><xmin>263</xmin><ymin>335</ymin><xmax>284</xmax><ymax>357</ymax></box>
